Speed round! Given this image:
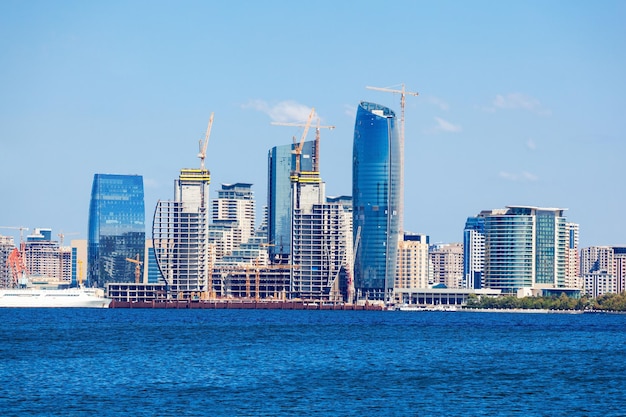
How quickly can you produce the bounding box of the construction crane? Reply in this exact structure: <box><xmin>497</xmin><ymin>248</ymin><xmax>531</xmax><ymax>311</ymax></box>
<box><xmin>77</xmin><ymin>259</ymin><xmax>85</xmax><ymax>287</ymax></box>
<box><xmin>271</xmin><ymin>108</ymin><xmax>316</xmax><ymax>174</ymax></box>
<box><xmin>1</xmin><ymin>226</ymin><xmax>29</xmax><ymax>288</ymax></box>
<box><xmin>366</xmin><ymin>84</ymin><xmax>418</xmax><ymax>146</ymax></box>
<box><xmin>0</xmin><ymin>226</ymin><xmax>29</xmax><ymax>246</ymax></box>
<box><xmin>272</xmin><ymin>114</ymin><xmax>335</xmax><ymax>172</ymax></box>
<box><xmin>6</xmin><ymin>247</ymin><xmax>27</xmax><ymax>288</ymax></box>
<box><xmin>125</xmin><ymin>254</ymin><xmax>143</xmax><ymax>284</ymax></box>
<box><xmin>198</xmin><ymin>112</ymin><xmax>214</xmax><ymax>171</ymax></box>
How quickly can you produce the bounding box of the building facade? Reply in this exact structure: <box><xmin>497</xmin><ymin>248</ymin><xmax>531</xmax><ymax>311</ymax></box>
<box><xmin>396</xmin><ymin>233</ymin><xmax>430</xmax><ymax>290</ymax></box>
<box><xmin>430</xmin><ymin>243</ymin><xmax>464</xmax><ymax>289</ymax></box>
<box><xmin>565</xmin><ymin>222</ymin><xmax>581</xmax><ymax>288</ymax></box>
<box><xmin>153</xmin><ymin>169</ymin><xmax>210</xmax><ymax>298</ymax></box>
<box><xmin>0</xmin><ymin>235</ymin><xmax>15</xmax><ymax>288</ymax></box>
<box><xmin>463</xmin><ymin>215</ymin><xmax>485</xmax><ymax>289</ymax></box>
<box><xmin>352</xmin><ymin>101</ymin><xmax>401</xmax><ymax>302</ymax></box>
<box><xmin>467</xmin><ymin>206</ymin><xmax>568</xmax><ymax>294</ymax></box>
<box><xmin>580</xmin><ymin>245</ymin><xmax>626</xmax><ymax>296</ymax></box>
<box><xmin>88</xmin><ymin>174</ymin><xmax>145</xmax><ymax>288</ymax></box>
<box><xmin>267</xmin><ymin>141</ymin><xmax>315</xmax><ymax>262</ymax></box>
<box><xmin>211</xmin><ymin>183</ymin><xmax>255</xmax><ymax>250</ymax></box>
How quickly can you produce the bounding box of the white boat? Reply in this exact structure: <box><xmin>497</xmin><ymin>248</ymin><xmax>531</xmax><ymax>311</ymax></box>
<box><xmin>0</xmin><ymin>287</ymin><xmax>111</xmax><ymax>308</ymax></box>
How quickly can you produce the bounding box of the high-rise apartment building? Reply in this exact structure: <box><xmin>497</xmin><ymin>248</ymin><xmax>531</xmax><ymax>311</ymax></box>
<box><xmin>291</xmin><ymin>200</ymin><xmax>350</xmax><ymax>301</ymax></box>
<box><xmin>615</xmin><ymin>247</ymin><xmax>626</xmax><ymax>294</ymax></box>
<box><xmin>0</xmin><ymin>235</ymin><xmax>15</xmax><ymax>288</ymax></box>
<box><xmin>466</xmin><ymin>206</ymin><xmax>568</xmax><ymax>294</ymax></box>
<box><xmin>71</xmin><ymin>239</ymin><xmax>87</xmax><ymax>287</ymax></box>
<box><xmin>397</xmin><ymin>233</ymin><xmax>430</xmax><ymax>289</ymax></box>
<box><xmin>267</xmin><ymin>141</ymin><xmax>315</xmax><ymax>262</ymax></box>
<box><xmin>580</xmin><ymin>245</ymin><xmax>626</xmax><ymax>295</ymax></box>
<box><xmin>565</xmin><ymin>222</ymin><xmax>580</xmax><ymax>288</ymax></box>
<box><xmin>352</xmin><ymin>101</ymin><xmax>401</xmax><ymax>301</ymax></box>
<box><xmin>430</xmin><ymin>243</ymin><xmax>464</xmax><ymax>289</ymax></box>
<box><xmin>23</xmin><ymin>228</ymin><xmax>71</xmax><ymax>283</ymax></box>
<box><xmin>463</xmin><ymin>215</ymin><xmax>485</xmax><ymax>289</ymax></box>
<box><xmin>153</xmin><ymin>168</ymin><xmax>210</xmax><ymax>298</ymax></box>
<box><xmin>211</xmin><ymin>183</ymin><xmax>255</xmax><ymax>250</ymax></box>
<box><xmin>88</xmin><ymin>174</ymin><xmax>145</xmax><ymax>288</ymax></box>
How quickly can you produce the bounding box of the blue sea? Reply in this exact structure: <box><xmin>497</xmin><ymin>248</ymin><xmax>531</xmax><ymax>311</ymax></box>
<box><xmin>1</xmin><ymin>309</ymin><xmax>625</xmax><ymax>417</ymax></box>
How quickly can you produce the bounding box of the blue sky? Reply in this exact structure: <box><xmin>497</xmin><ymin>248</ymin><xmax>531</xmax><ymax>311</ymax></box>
<box><xmin>1</xmin><ymin>1</ymin><xmax>624</xmax><ymax>248</ymax></box>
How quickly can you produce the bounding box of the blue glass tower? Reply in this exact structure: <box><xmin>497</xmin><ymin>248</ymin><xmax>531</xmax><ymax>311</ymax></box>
<box><xmin>267</xmin><ymin>140</ymin><xmax>315</xmax><ymax>262</ymax></box>
<box><xmin>463</xmin><ymin>216</ymin><xmax>485</xmax><ymax>289</ymax></box>
<box><xmin>87</xmin><ymin>174</ymin><xmax>145</xmax><ymax>288</ymax></box>
<box><xmin>352</xmin><ymin>101</ymin><xmax>401</xmax><ymax>301</ymax></box>
<box><xmin>481</xmin><ymin>206</ymin><xmax>567</xmax><ymax>294</ymax></box>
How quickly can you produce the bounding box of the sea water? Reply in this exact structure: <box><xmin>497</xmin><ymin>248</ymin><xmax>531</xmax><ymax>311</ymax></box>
<box><xmin>0</xmin><ymin>309</ymin><xmax>625</xmax><ymax>416</ymax></box>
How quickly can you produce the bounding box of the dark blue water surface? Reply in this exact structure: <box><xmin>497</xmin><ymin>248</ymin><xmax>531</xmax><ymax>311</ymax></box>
<box><xmin>1</xmin><ymin>309</ymin><xmax>625</xmax><ymax>416</ymax></box>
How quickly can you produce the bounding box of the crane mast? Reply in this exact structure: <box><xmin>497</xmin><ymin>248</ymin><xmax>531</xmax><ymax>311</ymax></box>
<box><xmin>271</xmin><ymin>108</ymin><xmax>317</xmax><ymax>175</ymax></box>
<box><xmin>198</xmin><ymin>112</ymin><xmax>214</xmax><ymax>171</ymax></box>
<box><xmin>272</xmin><ymin>114</ymin><xmax>335</xmax><ymax>173</ymax></box>
<box><xmin>125</xmin><ymin>254</ymin><xmax>143</xmax><ymax>284</ymax></box>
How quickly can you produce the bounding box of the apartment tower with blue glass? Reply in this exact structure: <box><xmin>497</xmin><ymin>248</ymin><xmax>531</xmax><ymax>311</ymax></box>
<box><xmin>87</xmin><ymin>174</ymin><xmax>145</xmax><ymax>288</ymax></box>
<box><xmin>463</xmin><ymin>215</ymin><xmax>486</xmax><ymax>289</ymax></box>
<box><xmin>352</xmin><ymin>101</ymin><xmax>401</xmax><ymax>301</ymax></box>
<box><xmin>267</xmin><ymin>141</ymin><xmax>315</xmax><ymax>263</ymax></box>
<box><xmin>466</xmin><ymin>206</ymin><xmax>568</xmax><ymax>294</ymax></box>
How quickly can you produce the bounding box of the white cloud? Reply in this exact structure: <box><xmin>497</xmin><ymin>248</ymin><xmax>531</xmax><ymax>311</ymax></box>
<box><xmin>490</xmin><ymin>93</ymin><xmax>551</xmax><ymax>115</ymax></box>
<box><xmin>433</xmin><ymin>117</ymin><xmax>462</xmax><ymax>133</ymax></box>
<box><xmin>499</xmin><ymin>171</ymin><xmax>539</xmax><ymax>181</ymax></box>
<box><xmin>143</xmin><ymin>178</ymin><xmax>160</xmax><ymax>188</ymax></box>
<box><xmin>526</xmin><ymin>138</ymin><xmax>537</xmax><ymax>150</ymax></box>
<box><xmin>242</xmin><ymin>99</ymin><xmax>313</xmax><ymax>123</ymax></box>
<box><xmin>426</xmin><ymin>96</ymin><xmax>450</xmax><ymax>111</ymax></box>
<box><xmin>344</xmin><ymin>104</ymin><xmax>357</xmax><ymax>118</ymax></box>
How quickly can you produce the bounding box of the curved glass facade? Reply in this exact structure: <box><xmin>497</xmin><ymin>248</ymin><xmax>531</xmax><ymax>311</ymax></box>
<box><xmin>483</xmin><ymin>206</ymin><xmax>567</xmax><ymax>293</ymax></box>
<box><xmin>87</xmin><ymin>174</ymin><xmax>145</xmax><ymax>288</ymax></box>
<box><xmin>352</xmin><ymin>101</ymin><xmax>401</xmax><ymax>300</ymax></box>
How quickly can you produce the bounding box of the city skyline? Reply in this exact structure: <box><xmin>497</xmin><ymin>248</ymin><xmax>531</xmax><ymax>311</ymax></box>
<box><xmin>1</xmin><ymin>2</ymin><xmax>625</xmax><ymax>249</ymax></box>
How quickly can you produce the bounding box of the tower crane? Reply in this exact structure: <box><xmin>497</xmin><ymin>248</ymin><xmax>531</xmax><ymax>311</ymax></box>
<box><xmin>125</xmin><ymin>254</ymin><xmax>143</xmax><ymax>284</ymax></box>
<box><xmin>365</xmin><ymin>84</ymin><xmax>418</xmax><ymax>147</ymax></box>
<box><xmin>77</xmin><ymin>259</ymin><xmax>85</xmax><ymax>287</ymax></box>
<box><xmin>271</xmin><ymin>108</ymin><xmax>316</xmax><ymax>174</ymax></box>
<box><xmin>272</xmin><ymin>113</ymin><xmax>335</xmax><ymax>172</ymax></box>
<box><xmin>0</xmin><ymin>226</ymin><xmax>29</xmax><ymax>247</ymax></box>
<box><xmin>198</xmin><ymin>112</ymin><xmax>214</xmax><ymax>171</ymax></box>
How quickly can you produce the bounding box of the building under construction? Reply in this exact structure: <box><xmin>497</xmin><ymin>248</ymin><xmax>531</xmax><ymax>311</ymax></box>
<box><xmin>0</xmin><ymin>235</ymin><xmax>15</xmax><ymax>288</ymax></box>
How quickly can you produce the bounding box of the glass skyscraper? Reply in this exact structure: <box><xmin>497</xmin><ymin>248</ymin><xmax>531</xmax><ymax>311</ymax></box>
<box><xmin>463</xmin><ymin>215</ymin><xmax>485</xmax><ymax>289</ymax></box>
<box><xmin>466</xmin><ymin>206</ymin><xmax>568</xmax><ymax>294</ymax></box>
<box><xmin>352</xmin><ymin>101</ymin><xmax>401</xmax><ymax>301</ymax></box>
<box><xmin>87</xmin><ymin>174</ymin><xmax>145</xmax><ymax>288</ymax></box>
<box><xmin>267</xmin><ymin>140</ymin><xmax>315</xmax><ymax>262</ymax></box>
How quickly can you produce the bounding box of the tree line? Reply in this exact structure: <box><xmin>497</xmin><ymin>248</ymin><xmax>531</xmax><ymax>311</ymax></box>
<box><xmin>465</xmin><ymin>292</ymin><xmax>626</xmax><ymax>312</ymax></box>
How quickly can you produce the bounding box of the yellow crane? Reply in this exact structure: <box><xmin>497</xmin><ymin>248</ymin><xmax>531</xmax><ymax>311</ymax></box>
<box><xmin>77</xmin><ymin>259</ymin><xmax>85</xmax><ymax>287</ymax></box>
<box><xmin>272</xmin><ymin>116</ymin><xmax>335</xmax><ymax>172</ymax></box>
<box><xmin>271</xmin><ymin>108</ymin><xmax>316</xmax><ymax>174</ymax></box>
<box><xmin>125</xmin><ymin>254</ymin><xmax>143</xmax><ymax>284</ymax></box>
<box><xmin>198</xmin><ymin>112</ymin><xmax>214</xmax><ymax>171</ymax></box>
